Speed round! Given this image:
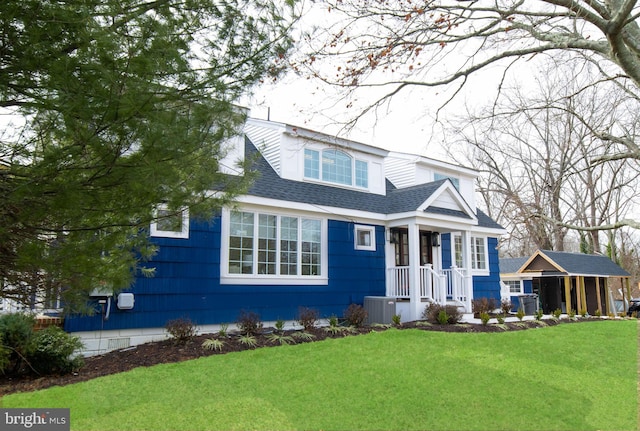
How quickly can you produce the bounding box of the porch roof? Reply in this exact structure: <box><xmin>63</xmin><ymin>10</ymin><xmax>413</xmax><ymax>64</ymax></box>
<box><xmin>244</xmin><ymin>138</ymin><xmax>503</xmax><ymax>229</ymax></box>
<box><xmin>504</xmin><ymin>250</ymin><xmax>630</xmax><ymax>277</ymax></box>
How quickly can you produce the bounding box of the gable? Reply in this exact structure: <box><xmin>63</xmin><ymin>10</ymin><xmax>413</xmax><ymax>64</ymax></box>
<box><xmin>523</xmin><ymin>255</ymin><xmax>564</xmax><ymax>273</ymax></box>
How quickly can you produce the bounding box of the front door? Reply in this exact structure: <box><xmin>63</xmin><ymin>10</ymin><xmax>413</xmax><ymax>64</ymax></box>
<box><xmin>393</xmin><ymin>228</ymin><xmax>433</xmax><ymax>266</ymax></box>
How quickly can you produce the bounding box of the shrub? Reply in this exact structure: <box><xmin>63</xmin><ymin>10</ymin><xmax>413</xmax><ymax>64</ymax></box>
<box><xmin>391</xmin><ymin>314</ymin><xmax>402</xmax><ymax>327</ymax></box>
<box><xmin>480</xmin><ymin>312</ymin><xmax>490</xmax><ymax>325</ymax></box>
<box><xmin>202</xmin><ymin>338</ymin><xmax>225</xmax><ymax>351</ymax></box>
<box><xmin>238</xmin><ymin>334</ymin><xmax>257</xmax><ymax>348</ymax></box>
<box><xmin>423</xmin><ymin>303</ymin><xmax>463</xmax><ymax>324</ymax></box>
<box><xmin>343</xmin><ymin>304</ymin><xmax>368</xmax><ymax>327</ymax></box>
<box><xmin>594</xmin><ymin>309</ymin><xmax>602</xmax><ymax>317</ymax></box>
<box><xmin>473</xmin><ymin>297</ymin><xmax>497</xmax><ymax>315</ymax></box>
<box><xmin>218</xmin><ymin>323</ymin><xmax>229</xmax><ymax>337</ymax></box>
<box><xmin>0</xmin><ymin>313</ymin><xmax>36</xmax><ymax>374</ymax></box>
<box><xmin>165</xmin><ymin>318</ymin><xmax>197</xmax><ymax>344</ymax></box>
<box><xmin>28</xmin><ymin>326</ymin><xmax>84</xmax><ymax>375</ymax></box>
<box><xmin>297</xmin><ymin>307</ymin><xmax>319</xmax><ymax>331</ymax></box>
<box><xmin>516</xmin><ymin>308</ymin><xmax>525</xmax><ymax>321</ymax></box>
<box><xmin>553</xmin><ymin>308</ymin><xmax>562</xmax><ymax>319</ymax></box>
<box><xmin>535</xmin><ymin>309</ymin><xmax>544</xmax><ymax>320</ymax></box>
<box><xmin>496</xmin><ymin>314</ymin><xmax>505</xmax><ymax>324</ymax></box>
<box><xmin>328</xmin><ymin>314</ymin><xmax>339</xmax><ymax>327</ymax></box>
<box><xmin>236</xmin><ymin>310</ymin><xmax>263</xmax><ymax>335</ymax></box>
<box><xmin>501</xmin><ymin>299</ymin><xmax>512</xmax><ymax>315</ymax></box>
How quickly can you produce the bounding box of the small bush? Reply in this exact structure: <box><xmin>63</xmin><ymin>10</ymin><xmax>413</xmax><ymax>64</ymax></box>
<box><xmin>501</xmin><ymin>299</ymin><xmax>512</xmax><ymax>315</ymax></box>
<box><xmin>328</xmin><ymin>315</ymin><xmax>339</xmax><ymax>327</ymax></box>
<box><xmin>496</xmin><ymin>314</ymin><xmax>505</xmax><ymax>324</ymax></box>
<box><xmin>553</xmin><ymin>308</ymin><xmax>562</xmax><ymax>319</ymax></box>
<box><xmin>391</xmin><ymin>314</ymin><xmax>402</xmax><ymax>327</ymax></box>
<box><xmin>516</xmin><ymin>308</ymin><xmax>525</xmax><ymax>321</ymax></box>
<box><xmin>266</xmin><ymin>333</ymin><xmax>294</xmax><ymax>345</ymax></box>
<box><xmin>594</xmin><ymin>309</ymin><xmax>602</xmax><ymax>317</ymax></box>
<box><xmin>535</xmin><ymin>309</ymin><xmax>544</xmax><ymax>320</ymax></box>
<box><xmin>480</xmin><ymin>312</ymin><xmax>490</xmax><ymax>325</ymax></box>
<box><xmin>202</xmin><ymin>338</ymin><xmax>225</xmax><ymax>351</ymax></box>
<box><xmin>165</xmin><ymin>318</ymin><xmax>197</xmax><ymax>344</ymax></box>
<box><xmin>28</xmin><ymin>326</ymin><xmax>84</xmax><ymax>375</ymax></box>
<box><xmin>297</xmin><ymin>307</ymin><xmax>319</xmax><ymax>331</ymax></box>
<box><xmin>0</xmin><ymin>313</ymin><xmax>36</xmax><ymax>374</ymax></box>
<box><xmin>238</xmin><ymin>334</ymin><xmax>257</xmax><ymax>348</ymax></box>
<box><xmin>473</xmin><ymin>297</ymin><xmax>497</xmax><ymax>315</ymax></box>
<box><xmin>236</xmin><ymin>310</ymin><xmax>263</xmax><ymax>335</ymax></box>
<box><xmin>274</xmin><ymin>319</ymin><xmax>286</xmax><ymax>333</ymax></box>
<box><xmin>424</xmin><ymin>303</ymin><xmax>463</xmax><ymax>324</ymax></box>
<box><xmin>343</xmin><ymin>304</ymin><xmax>368</xmax><ymax>328</ymax></box>
<box><xmin>218</xmin><ymin>323</ymin><xmax>229</xmax><ymax>337</ymax></box>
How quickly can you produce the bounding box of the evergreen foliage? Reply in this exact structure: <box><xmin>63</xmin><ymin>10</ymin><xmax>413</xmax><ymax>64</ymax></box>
<box><xmin>0</xmin><ymin>0</ymin><xmax>296</xmax><ymax>312</ymax></box>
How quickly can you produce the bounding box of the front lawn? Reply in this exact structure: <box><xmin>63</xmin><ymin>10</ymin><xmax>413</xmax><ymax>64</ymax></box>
<box><xmin>2</xmin><ymin>320</ymin><xmax>637</xmax><ymax>430</ymax></box>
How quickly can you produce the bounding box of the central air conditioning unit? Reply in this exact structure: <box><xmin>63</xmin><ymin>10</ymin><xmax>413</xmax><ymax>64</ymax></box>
<box><xmin>364</xmin><ymin>296</ymin><xmax>396</xmax><ymax>325</ymax></box>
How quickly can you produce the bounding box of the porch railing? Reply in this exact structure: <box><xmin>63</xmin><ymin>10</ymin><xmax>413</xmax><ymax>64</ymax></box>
<box><xmin>387</xmin><ymin>265</ymin><xmax>471</xmax><ymax>311</ymax></box>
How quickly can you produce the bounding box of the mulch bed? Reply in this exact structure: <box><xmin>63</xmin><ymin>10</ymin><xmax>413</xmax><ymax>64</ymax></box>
<box><xmin>0</xmin><ymin>317</ymin><xmax>597</xmax><ymax>396</ymax></box>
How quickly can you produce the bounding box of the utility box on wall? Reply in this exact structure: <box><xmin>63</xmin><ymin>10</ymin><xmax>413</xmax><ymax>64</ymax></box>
<box><xmin>364</xmin><ymin>296</ymin><xmax>396</xmax><ymax>325</ymax></box>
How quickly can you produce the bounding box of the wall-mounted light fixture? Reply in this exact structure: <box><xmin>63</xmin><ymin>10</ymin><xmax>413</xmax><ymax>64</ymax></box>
<box><xmin>431</xmin><ymin>231</ymin><xmax>440</xmax><ymax>247</ymax></box>
<box><xmin>389</xmin><ymin>228</ymin><xmax>400</xmax><ymax>244</ymax></box>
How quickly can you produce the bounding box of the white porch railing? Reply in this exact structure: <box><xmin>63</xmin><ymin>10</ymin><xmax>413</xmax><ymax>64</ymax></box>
<box><xmin>387</xmin><ymin>265</ymin><xmax>472</xmax><ymax>312</ymax></box>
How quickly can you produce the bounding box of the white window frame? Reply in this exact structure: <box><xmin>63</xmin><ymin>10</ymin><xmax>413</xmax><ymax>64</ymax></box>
<box><xmin>354</xmin><ymin>224</ymin><xmax>376</xmax><ymax>251</ymax></box>
<box><xmin>303</xmin><ymin>147</ymin><xmax>369</xmax><ymax>190</ymax></box>
<box><xmin>504</xmin><ymin>279</ymin><xmax>523</xmax><ymax>294</ymax></box>
<box><xmin>220</xmin><ymin>208</ymin><xmax>328</xmax><ymax>285</ymax></box>
<box><xmin>470</xmin><ymin>236</ymin><xmax>489</xmax><ymax>274</ymax></box>
<box><xmin>150</xmin><ymin>205</ymin><xmax>190</xmax><ymax>239</ymax></box>
<box><xmin>452</xmin><ymin>233</ymin><xmax>489</xmax><ymax>275</ymax></box>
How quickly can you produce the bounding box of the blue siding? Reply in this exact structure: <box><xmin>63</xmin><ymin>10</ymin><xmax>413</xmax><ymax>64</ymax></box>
<box><xmin>65</xmin><ymin>219</ymin><xmax>385</xmax><ymax>332</ymax></box>
<box><xmin>471</xmin><ymin>237</ymin><xmax>501</xmax><ymax>301</ymax></box>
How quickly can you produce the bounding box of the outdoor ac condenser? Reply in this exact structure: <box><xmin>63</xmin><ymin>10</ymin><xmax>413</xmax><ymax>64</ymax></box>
<box><xmin>364</xmin><ymin>296</ymin><xmax>396</xmax><ymax>325</ymax></box>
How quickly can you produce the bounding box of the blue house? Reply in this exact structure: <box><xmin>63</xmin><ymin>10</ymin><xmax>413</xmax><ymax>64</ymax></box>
<box><xmin>65</xmin><ymin>118</ymin><xmax>506</xmax><ymax>354</ymax></box>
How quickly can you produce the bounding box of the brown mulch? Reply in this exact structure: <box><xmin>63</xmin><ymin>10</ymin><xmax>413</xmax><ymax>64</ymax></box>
<box><xmin>0</xmin><ymin>317</ymin><xmax>595</xmax><ymax>396</ymax></box>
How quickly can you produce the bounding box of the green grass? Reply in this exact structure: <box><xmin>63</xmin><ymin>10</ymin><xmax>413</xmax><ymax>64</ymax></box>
<box><xmin>2</xmin><ymin>320</ymin><xmax>637</xmax><ymax>430</ymax></box>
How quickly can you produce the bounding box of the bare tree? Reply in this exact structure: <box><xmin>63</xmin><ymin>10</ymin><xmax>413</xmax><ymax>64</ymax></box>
<box><xmin>447</xmin><ymin>59</ymin><xmax>640</xmax><ymax>255</ymax></box>
<box><xmin>295</xmin><ymin>0</ymin><xmax>640</xmax><ymax>163</ymax></box>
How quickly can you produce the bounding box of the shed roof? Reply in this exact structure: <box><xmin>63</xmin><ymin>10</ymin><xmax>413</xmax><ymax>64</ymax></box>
<box><xmin>509</xmin><ymin>250</ymin><xmax>630</xmax><ymax>277</ymax></box>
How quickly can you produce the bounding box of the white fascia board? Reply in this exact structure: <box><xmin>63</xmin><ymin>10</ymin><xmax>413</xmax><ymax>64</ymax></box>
<box><xmin>469</xmin><ymin>225</ymin><xmax>509</xmax><ymax>236</ymax></box>
<box><xmin>419</xmin><ymin>181</ymin><xmax>477</xmax><ymax>222</ymax></box>
<box><xmin>234</xmin><ymin>195</ymin><xmax>385</xmax><ymax>225</ymax></box>
<box><xmin>283</xmin><ymin>125</ymin><xmax>389</xmax><ymax>158</ymax></box>
<box><xmin>386</xmin><ymin>211</ymin><xmax>479</xmax><ymax>231</ymax></box>
<box><xmin>387</xmin><ymin>150</ymin><xmax>479</xmax><ymax>177</ymax></box>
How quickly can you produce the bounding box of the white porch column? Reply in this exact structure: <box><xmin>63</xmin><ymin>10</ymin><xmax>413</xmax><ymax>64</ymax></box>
<box><xmin>460</xmin><ymin>230</ymin><xmax>473</xmax><ymax>312</ymax></box>
<box><xmin>409</xmin><ymin>220</ymin><xmax>422</xmax><ymax>320</ymax></box>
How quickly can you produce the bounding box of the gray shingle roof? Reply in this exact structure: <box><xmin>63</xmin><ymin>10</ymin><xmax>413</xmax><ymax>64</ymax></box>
<box><xmin>537</xmin><ymin>250</ymin><xmax>630</xmax><ymax>277</ymax></box>
<box><xmin>245</xmin><ymin>138</ymin><xmax>502</xmax><ymax>229</ymax></box>
<box><xmin>500</xmin><ymin>257</ymin><xmax>529</xmax><ymax>274</ymax></box>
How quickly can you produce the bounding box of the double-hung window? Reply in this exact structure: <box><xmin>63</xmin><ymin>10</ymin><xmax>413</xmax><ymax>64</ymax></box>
<box><xmin>453</xmin><ymin>234</ymin><xmax>488</xmax><ymax>273</ymax></box>
<box><xmin>304</xmin><ymin>148</ymin><xmax>368</xmax><ymax>188</ymax></box>
<box><xmin>471</xmin><ymin>237</ymin><xmax>487</xmax><ymax>271</ymax></box>
<box><xmin>224</xmin><ymin>210</ymin><xmax>325</xmax><ymax>284</ymax></box>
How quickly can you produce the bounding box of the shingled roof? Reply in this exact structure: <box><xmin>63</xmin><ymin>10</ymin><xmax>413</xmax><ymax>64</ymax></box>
<box><xmin>502</xmin><ymin>250</ymin><xmax>630</xmax><ymax>277</ymax></box>
<box><xmin>245</xmin><ymin>138</ymin><xmax>502</xmax><ymax>229</ymax></box>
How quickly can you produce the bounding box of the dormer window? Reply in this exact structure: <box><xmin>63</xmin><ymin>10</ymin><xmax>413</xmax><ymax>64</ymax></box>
<box><xmin>304</xmin><ymin>148</ymin><xmax>368</xmax><ymax>188</ymax></box>
<box><xmin>434</xmin><ymin>172</ymin><xmax>460</xmax><ymax>190</ymax></box>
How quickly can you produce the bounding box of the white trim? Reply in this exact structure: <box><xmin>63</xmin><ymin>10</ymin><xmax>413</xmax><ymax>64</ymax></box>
<box><xmin>354</xmin><ymin>224</ymin><xmax>376</xmax><ymax>251</ymax></box>
<box><xmin>470</xmin><ymin>236</ymin><xmax>490</xmax><ymax>275</ymax></box>
<box><xmin>220</xmin><ymin>207</ymin><xmax>328</xmax><ymax>285</ymax></box>
<box><xmin>150</xmin><ymin>205</ymin><xmax>189</xmax><ymax>239</ymax></box>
